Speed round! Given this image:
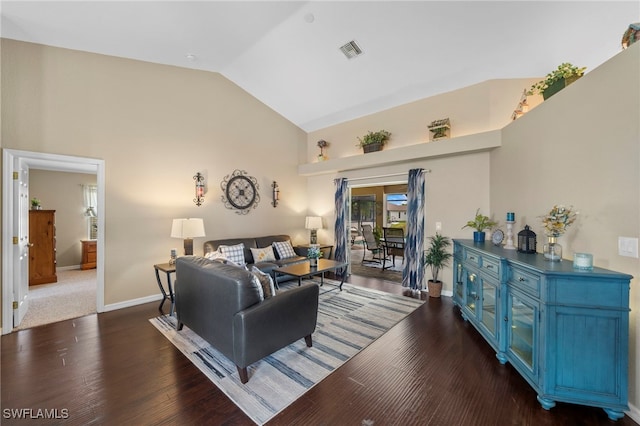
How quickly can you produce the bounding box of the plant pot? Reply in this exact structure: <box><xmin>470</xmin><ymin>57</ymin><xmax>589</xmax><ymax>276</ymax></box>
<box><xmin>473</xmin><ymin>231</ymin><xmax>486</xmax><ymax>243</ymax></box>
<box><xmin>542</xmin><ymin>75</ymin><xmax>580</xmax><ymax>100</ymax></box>
<box><xmin>309</xmin><ymin>258</ymin><xmax>318</xmax><ymax>267</ymax></box>
<box><xmin>427</xmin><ymin>280</ymin><xmax>443</xmax><ymax>298</ymax></box>
<box><xmin>362</xmin><ymin>143</ymin><xmax>383</xmax><ymax>153</ymax></box>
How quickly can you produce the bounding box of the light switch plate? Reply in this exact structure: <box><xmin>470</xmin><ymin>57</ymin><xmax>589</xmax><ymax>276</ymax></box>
<box><xmin>618</xmin><ymin>237</ymin><xmax>639</xmax><ymax>258</ymax></box>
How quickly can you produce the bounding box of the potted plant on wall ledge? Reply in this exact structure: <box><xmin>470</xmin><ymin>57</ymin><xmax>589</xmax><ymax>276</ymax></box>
<box><xmin>527</xmin><ymin>62</ymin><xmax>587</xmax><ymax>100</ymax></box>
<box><xmin>462</xmin><ymin>208</ymin><xmax>498</xmax><ymax>243</ymax></box>
<box><xmin>423</xmin><ymin>233</ymin><xmax>452</xmax><ymax>298</ymax></box>
<box><xmin>356</xmin><ymin>130</ymin><xmax>391</xmax><ymax>153</ymax></box>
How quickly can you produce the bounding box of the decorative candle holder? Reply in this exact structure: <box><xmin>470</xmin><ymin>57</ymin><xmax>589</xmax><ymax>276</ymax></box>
<box><xmin>504</xmin><ymin>221</ymin><xmax>516</xmax><ymax>250</ymax></box>
<box><xmin>573</xmin><ymin>253</ymin><xmax>593</xmax><ymax>270</ymax></box>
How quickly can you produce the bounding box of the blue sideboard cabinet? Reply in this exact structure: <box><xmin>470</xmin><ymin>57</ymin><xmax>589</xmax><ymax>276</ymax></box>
<box><xmin>453</xmin><ymin>240</ymin><xmax>633</xmax><ymax>421</ymax></box>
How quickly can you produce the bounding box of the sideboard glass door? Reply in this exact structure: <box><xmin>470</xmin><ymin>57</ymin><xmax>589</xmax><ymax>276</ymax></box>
<box><xmin>509</xmin><ymin>292</ymin><xmax>536</xmax><ymax>372</ymax></box>
<box><xmin>480</xmin><ymin>279</ymin><xmax>497</xmax><ymax>338</ymax></box>
<box><xmin>465</xmin><ymin>273</ymin><xmax>477</xmax><ymax>314</ymax></box>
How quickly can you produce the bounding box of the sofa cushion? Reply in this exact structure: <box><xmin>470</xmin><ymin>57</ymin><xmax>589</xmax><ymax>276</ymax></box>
<box><xmin>219</xmin><ymin>243</ymin><xmax>246</xmax><ymax>265</ymax></box>
<box><xmin>250</xmin><ymin>246</ymin><xmax>276</xmax><ymax>263</ymax></box>
<box><xmin>273</xmin><ymin>240</ymin><xmax>297</xmax><ymax>259</ymax></box>
<box><xmin>205</xmin><ymin>238</ymin><xmax>257</xmax><ymax>264</ymax></box>
<box><xmin>250</xmin><ymin>266</ymin><xmax>276</xmax><ymax>299</ymax></box>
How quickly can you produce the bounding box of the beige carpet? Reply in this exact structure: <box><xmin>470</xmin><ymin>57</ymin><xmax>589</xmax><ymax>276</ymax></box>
<box><xmin>15</xmin><ymin>269</ymin><xmax>97</xmax><ymax>331</ymax></box>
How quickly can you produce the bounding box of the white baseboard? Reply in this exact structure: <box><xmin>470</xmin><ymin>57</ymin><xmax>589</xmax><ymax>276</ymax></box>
<box><xmin>102</xmin><ymin>294</ymin><xmax>163</xmax><ymax>312</ymax></box>
<box><xmin>627</xmin><ymin>403</ymin><xmax>640</xmax><ymax>423</ymax></box>
<box><xmin>57</xmin><ymin>265</ymin><xmax>81</xmax><ymax>271</ymax></box>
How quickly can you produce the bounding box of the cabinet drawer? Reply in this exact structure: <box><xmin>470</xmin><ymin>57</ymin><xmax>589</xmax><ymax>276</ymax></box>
<box><xmin>481</xmin><ymin>256</ymin><xmax>501</xmax><ymax>280</ymax></box>
<box><xmin>508</xmin><ymin>265</ymin><xmax>541</xmax><ymax>298</ymax></box>
<box><xmin>463</xmin><ymin>248</ymin><xmax>482</xmax><ymax>268</ymax></box>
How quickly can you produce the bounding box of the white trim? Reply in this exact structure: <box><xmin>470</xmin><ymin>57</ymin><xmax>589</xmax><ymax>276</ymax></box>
<box><xmin>2</xmin><ymin>149</ymin><xmax>106</xmax><ymax>335</ymax></box>
<box><xmin>57</xmin><ymin>265</ymin><xmax>82</xmax><ymax>271</ymax></box>
<box><xmin>627</xmin><ymin>403</ymin><xmax>640</xmax><ymax>423</ymax></box>
<box><xmin>102</xmin><ymin>294</ymin><xmax>163</xmax><ymax>312</ymax></box>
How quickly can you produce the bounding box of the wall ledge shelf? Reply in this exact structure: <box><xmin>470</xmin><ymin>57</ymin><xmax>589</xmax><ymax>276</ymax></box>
<box><xmin>298</xmin><ymin>129</ymin><xmax>501</xmax><ymax>176</ymax></box>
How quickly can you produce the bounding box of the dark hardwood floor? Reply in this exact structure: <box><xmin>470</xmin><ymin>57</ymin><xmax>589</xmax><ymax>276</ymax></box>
<box><xmin>2</xmin><ymin>273</ymin><xmax>637</xmax><ymax>425</ymax></box>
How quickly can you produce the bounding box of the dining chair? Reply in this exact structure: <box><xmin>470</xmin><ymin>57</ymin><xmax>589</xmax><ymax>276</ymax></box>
<box><xmin>382</xmin><ymin>227</ymin><xmax>405</xmax><ymax>270</ymax></box>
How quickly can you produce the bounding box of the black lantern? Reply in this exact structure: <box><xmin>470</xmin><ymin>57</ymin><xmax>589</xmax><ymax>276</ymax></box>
<box><xmin>517</xmin><ymin>225</ymin><xmax>537</xmax><ymax>253</ymax></box>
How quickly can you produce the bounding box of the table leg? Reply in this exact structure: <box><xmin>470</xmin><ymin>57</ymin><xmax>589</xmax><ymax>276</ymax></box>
<box><xmin>166</xmin><ymin>271</ymin><xmax>175</xmax><ymax>316</ymax></box>
<box><xmin>154</xmin><ymin>268</ymin><xmax>168</xmax><ymax>312</ymax></box>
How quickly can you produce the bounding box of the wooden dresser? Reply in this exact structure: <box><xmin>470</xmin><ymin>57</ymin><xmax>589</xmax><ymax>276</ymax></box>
<box><xmin>29</xmin><ymin>210</ymin><xmax>57</xmax><ymax>285</ymax></box>
<box><xmin>81</xmin><ymin>240</ymin><xmax>97</xmax><ymax>270</ymax></box>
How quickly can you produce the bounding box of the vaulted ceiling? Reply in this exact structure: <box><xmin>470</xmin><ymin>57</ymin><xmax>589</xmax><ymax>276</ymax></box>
<box><xmin>1</xmin><ymin>1</ymin><xmax>637</xmax><ymax>131</ymax></box>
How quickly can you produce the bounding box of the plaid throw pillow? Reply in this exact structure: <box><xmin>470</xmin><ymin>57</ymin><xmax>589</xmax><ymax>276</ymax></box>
<box><xmin>272</xmin><ymin>240</ymin><xmax>297</xmax><ymax>259</ymax></box>
<box><xmin>218</xmin><ymin>243</ymin><xmax>246</xmax><ymax>266</ymax></box>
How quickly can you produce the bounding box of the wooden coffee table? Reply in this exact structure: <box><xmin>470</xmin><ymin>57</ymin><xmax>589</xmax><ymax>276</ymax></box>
<box><xmin>273</xmin><ymin>259</ymin><xmax>348</xmax><ymax>291</ymax></box>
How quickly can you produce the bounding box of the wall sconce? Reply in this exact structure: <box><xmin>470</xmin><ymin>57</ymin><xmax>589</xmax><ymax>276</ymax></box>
<box><xmin>194</xmin><ymin>172</ymin><xmax>205</xmax><ymax>206</ymax></box>
<box><xmin>271</xmin><ymin>181</ymin><xmax>280</xmax><ymax>207</ymax></box>
<box><xmin>171</xmin><ymin>218</ymin><xmax>206</xmax><ymax>255</ymax></box>
<box><xmin>305</xmin><ymin>216</ymin><xmax>323</xmax><ymax>244</ymax></box>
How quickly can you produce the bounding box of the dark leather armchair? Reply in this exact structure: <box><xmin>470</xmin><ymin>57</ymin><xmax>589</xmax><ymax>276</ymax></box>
<box><xmin>175</xmin><ymin>256</ymin><xmax>319</xmax><ymax>383</ymax></box>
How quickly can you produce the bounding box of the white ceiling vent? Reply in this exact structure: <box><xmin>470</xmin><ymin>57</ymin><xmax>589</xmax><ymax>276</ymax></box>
<box><xmin>339</xmin><ymin>40</ymin><xmax>363</xmax><ymax>59</ymax></box>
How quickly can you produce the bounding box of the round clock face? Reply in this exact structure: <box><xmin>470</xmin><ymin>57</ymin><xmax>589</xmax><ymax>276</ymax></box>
<box><xmin>492</xmin><ymin>229</ymin><xmax>504</xmax><ymax>245</ymax></box>
<box><xmin>226</xmin><ymin>175</ymin><xmax>257</xmax><ymax>210</ymax></box>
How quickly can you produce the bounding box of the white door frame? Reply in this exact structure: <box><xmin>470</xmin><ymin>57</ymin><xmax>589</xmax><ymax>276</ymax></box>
<box><xmin>2</xmin><ymin>149</ymin><xmax>106</xmax><ymax>335</ymax></box>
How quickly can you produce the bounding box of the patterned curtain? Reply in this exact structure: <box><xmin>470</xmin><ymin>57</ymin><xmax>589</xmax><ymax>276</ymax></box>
<box><xmin>402</xmin><ymin>169</ymin><xmax>426</xmax><ymax>290</ymax></box>
<box><xmin>333</xmin><ymin>178</ymin><xmax>349</xmax><ymax>272</ymax></box>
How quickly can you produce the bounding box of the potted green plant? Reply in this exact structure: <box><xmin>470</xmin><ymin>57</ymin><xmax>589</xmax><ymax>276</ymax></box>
<box><xmin>527</xmin><ymin>62</ymin><xmax>586</xmax><ymax>100</ymax></box>
<box><xmin>31</xmin><ymin>197</ymin><xmax>41</xmax><ymax>210</ymax></box>
<box><xmin>307</xmin><ymin>245</ymin><xmax>323</xmax><ymax>267</ymax></box>
<box><xmin>422</xmin><ymin>233</ymin><xmax>452</xmax><ymax>298</ymax></box>
<box><xmin>356</xmin><ymin>130</ymin><xmax>391</xmax><ymax>153</ymax></box>
<box><xmin>462</xmin><ymin>208</ymin><xmax>498</xmax><ymax>243</ymax></box>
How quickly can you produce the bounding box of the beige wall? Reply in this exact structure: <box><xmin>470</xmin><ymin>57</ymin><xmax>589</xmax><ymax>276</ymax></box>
<box><xmin>304</xmin><ymin>78</ymin><xmax>538</xmax><ymax>282</ymax></box>
<box><xmin>306</xmin><ymin>78</ymin><xmax>541</xmax><ymax>163</ymax></box>
<box><xmin>1</xmin><ymin>39</ymin><xmax>308</xmax><ymax>305</ymax></box>
<box><xmin>29</xmin><ymin>170</ymin><xmax>96</xmax><ymax>268</ymax></box>
<box><xmin>492</xmin><ymin>43</ymin><xmax>640</xmax><ymax>408</ymax></box>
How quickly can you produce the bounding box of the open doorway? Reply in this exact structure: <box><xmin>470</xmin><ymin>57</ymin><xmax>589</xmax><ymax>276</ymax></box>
<box><xmin>2</xmin><ymin>149</ymin><xmax>105</xmax><ymax>334</ymax></box>
<box><xmin>348</xmin><ymin>183</ymin><xmax>408</xmax><ymax>283</ymax></box>
<box><xmin>14</xmin><ymin>169</ymin><xmax>98</xmax><ymax>330</ymax></box>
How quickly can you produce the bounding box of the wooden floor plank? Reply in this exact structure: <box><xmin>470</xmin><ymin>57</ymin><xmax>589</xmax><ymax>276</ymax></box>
<box><xmin>1</xmin><ymin>274</ymin><xmax>638</xmax><ymax>425</ymax></box>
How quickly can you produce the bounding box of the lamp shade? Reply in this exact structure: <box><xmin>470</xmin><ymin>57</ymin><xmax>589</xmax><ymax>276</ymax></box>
<box><xmin>171</xmin><ymin>218</ymin><xmax>206</xmax><ymax>238</ymax></box>
<box><xmin>305</xmin><ymin>216</ymin><xmax>323</xmax><ymax>230</ymax></box>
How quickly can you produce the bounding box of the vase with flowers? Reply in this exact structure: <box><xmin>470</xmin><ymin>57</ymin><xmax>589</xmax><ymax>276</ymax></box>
<box><xmin>307</xmin><ymin>245</ymin><xmax>323</xmax><ymax>267</ymax></box>
<box><xmin>540</xmin><ymin>205</ymin><xmax>578</xmax><ymax>261</ymax></box>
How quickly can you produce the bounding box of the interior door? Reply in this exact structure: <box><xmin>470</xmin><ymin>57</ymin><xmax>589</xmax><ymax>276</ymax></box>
<box><xmin>13</xmin><ymin>158</ymin><xmax>30</xmax><ymax>327</ymax></box>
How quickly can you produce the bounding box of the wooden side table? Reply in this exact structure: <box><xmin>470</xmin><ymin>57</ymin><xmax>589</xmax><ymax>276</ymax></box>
<box><xmin>154</xmin><ymin>263</ymin><xmax>176</xmax><ymax>315</ymax></box>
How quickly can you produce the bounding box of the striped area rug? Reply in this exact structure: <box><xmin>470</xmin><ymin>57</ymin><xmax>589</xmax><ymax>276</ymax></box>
<box><xmin>150</xmin><ymin>279</ymin><xmax>423</xmax><ymax>425</ymax></box>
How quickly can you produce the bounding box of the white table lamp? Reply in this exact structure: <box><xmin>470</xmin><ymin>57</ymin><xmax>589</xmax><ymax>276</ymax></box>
<box><xmin>305</xmin><ymin>216</ymin><xmax>323</xmax><ymax>244</ymax></box>
<box><xmin>171</xmin><ymin>218</ymin><xmax>206</xmax><ymax>255</ymax></box>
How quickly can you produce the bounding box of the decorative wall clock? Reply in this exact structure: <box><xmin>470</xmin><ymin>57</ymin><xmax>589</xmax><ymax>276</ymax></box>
<box><xmin>220</xmin><ymin>169</ymin><xmax>260</xmax><ymax>214</ymax></box>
